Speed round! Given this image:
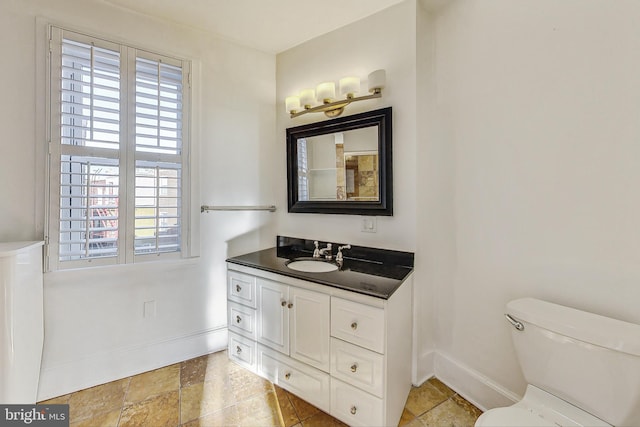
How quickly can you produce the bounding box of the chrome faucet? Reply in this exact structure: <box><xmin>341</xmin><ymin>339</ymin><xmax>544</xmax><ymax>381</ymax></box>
<box><xmin>318</xmin><ymin>243</ymin><xmax>332</xmax><ymax>259</ymax></box>
<box><xmin>335</xmin><ymin>244</ymin><xmax>351</xmax><ymax>263</ymax></box>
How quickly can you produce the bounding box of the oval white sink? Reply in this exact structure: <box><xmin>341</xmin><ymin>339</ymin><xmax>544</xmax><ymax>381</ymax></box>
<box><xmin>286</xmin><ymin>259</ymin><xmax>338</xmax><ymax>273</ymax></box>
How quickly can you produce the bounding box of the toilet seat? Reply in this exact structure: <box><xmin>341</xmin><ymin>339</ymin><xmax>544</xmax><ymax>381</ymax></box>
<box><xmin>475</xmin><ymin>407</ymin><xmax>556</xmax><ymax>427</ymax></box>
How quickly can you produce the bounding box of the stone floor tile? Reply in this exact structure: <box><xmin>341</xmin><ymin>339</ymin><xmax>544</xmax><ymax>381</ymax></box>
<box><xmin>67</xmin><ymin>378</ymin><xmax>129</xmax><ymax>422</ymax></box>
<box><xmin>398</xmin><ymin>407</ymin><xmax>419</xmax><ymax>426</ymax></box>
<box><xmin>286</xmin><ymin>390</ymin><xmax>321</xmax><ymax>421</ymax></box>
<box><xmin>452</xmin><ymin>394</ymin><xmax>483</xmax><ymax>418</ymax></box>
<box><xmin>404</xmin><ymin>381</ymin><xmax>449</xmax><ymax>416</ymax></box>
<box><xmin>273</xmin><ymin>385</ymin><xmax>300</xmax><ymax>427</ymax></box>
<box><xmin>235</xmin><ymin>391</ymin><xmax>282</xmax><ymax>427</ymax></box>
<box><xmin>69</xmin><ymin>409</ymin><xmax>120</xmax><ymax>427</ymax></box>
<box><xmin>119</xmin><ymin>390</ymin><xmax>179</xmax><ymax>427</ymax></box>
<box><xmin>229</xmin><ymin>368</ymin><xmax>273</xmax><ymax>402</ymax></box>
<box><xmin>418</xmin><ymin>398</ymin><xmax>479</xmax><ymax>427</ymax></box>
<box><xmin>181</xmin><ymin>377</ymin><xmax>236</xmax><ymax>423</ymax></box>
<box><xmin>180</xmin><ymin>355</ymin><xmax>210</xmax><ymax>388</ymax></box>
<box><xmin>125</xmin><ymin>364</ymin><xmax>180</xmax><ymax>404</ymax></box>
<box><xmin>181</xmin><ymin>405</ymin><xmax>240</xmax><ymax>427</ymax></box>
<box><xmin>38</xmin><ymin>351</ymin><xmax>485</xmax><ymax>427</ymax></box>
<box><xmin>427</xmin><ymin>377</ymin><xmax>456</xmax><ymax>398</ymax></box>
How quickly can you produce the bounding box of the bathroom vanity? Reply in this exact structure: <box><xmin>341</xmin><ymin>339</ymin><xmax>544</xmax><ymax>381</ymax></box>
<box><xmin>226</xmin><ymin>237</ymin><xmax>414</xmax><ymax>427</ymax></box>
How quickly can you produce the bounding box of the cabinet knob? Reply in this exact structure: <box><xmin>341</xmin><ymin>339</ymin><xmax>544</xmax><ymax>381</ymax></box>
<box><xmin>281</xmin><ymin>300</ymin><xmax>287</xmax><ymax>307</ymax></box>
<box><xmin>350</xmin><ymin>406</ymin><xmax>357</xmax><ymax>415</ymax></box>
<box><xmin>236</xmin><ymin>315</ymin><xmax>241</xmax><ymax>323</ymax></box>
<box><xmin>236</xmin><ymin>284</ymin><xmax>242</xmax><ymax>292</ymax></box>
<box><xmin>236</xmin><ymin>346</ymin><xmax>242</xmax><ymax>354</ymax></box>
<box><xmin>285</xmin><ymin>372</ymin><xmax>291</xmax><ymax>380</ymax></box>
<box><xmin>288</xmin><ymin>302</ymin><xmax>293</xmax><ymax>309</ymax></box>
<box><xmin>350</xmin><ymin>364</ymin><xmax>358</xmax><ymax>373</ymax></box>
<box><xmin>351</xmin><ymin>322</ymin><xmax>358</xmax><ymax>330</ymax></box>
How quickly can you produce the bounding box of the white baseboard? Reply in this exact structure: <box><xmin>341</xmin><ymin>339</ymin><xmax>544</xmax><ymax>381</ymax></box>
<box><xmin>433</xmin><ymin>351</ymin><xmax>520</xmax><ymax>411</ymax></box>
<box><xmin>37</xmin><ymin>327</ymin><xmax>228</xmax><ymax>401</ymax></box>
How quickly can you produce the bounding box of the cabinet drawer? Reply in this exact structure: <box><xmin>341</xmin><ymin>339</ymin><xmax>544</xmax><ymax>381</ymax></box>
<box><xmin>228</xmin><ymin>332</ymin><xmax>256</xmax><ymax>372</ymax></box>
<box><xmin>257</xmin><ymin>345</ymin><xmax>330</xmax><ymax>413</ymax></box>
<box><xmin>228</xmin><ymin>271</ymin><xmax>256</xmax><ymax>308</ymax></box>
<box><xmin>331</xmin><ymin>297</ymin><xmax>385</xmax><ymax>353</ymax></box>
<box><xmin>228</xmin><ymin>301</ymin><xmax>256</xmax><ymax>339</ymax></box>
<box><xmin>331</xmin><ymin>378</ymin><xmax>384</xmax><ymax>427</ymax></box>
<box><xmin>330</xmin><ymin>338</ymin><xmax>384</xmax><ymax>398</ymax></box>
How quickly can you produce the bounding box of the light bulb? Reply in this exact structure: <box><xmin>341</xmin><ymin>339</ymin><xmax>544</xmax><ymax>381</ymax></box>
<box><xmin>339</xmin><ymin>76</ymin><xmax>360</xmax><ymax>98</ymax></box>
<box><xmin>316</xmin><ymin>82</ymin><xmax>336</xmax><ymax>103</ymax></box>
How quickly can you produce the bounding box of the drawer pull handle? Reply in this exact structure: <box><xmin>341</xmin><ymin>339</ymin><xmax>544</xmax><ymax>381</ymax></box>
<box><xmin>350</xmin><ymin>364</ymin><xmax>358</xmax><ymax>373</ymax></box>
<box><xmin>350</xmin><ymin>406</ymin><xmax>357</xmax><ymax>415</ymax></box>
<box><xmin>288</xmin><ymin>302</ymin><xmax>293</xmax><ymax>309</ymax></box>
<box><xmin>236</xmin><ymin>284</ymin><xmax>242</xmax><ymax>292</ymax></box>
<box><xmin>236</xmin><ymin>315</ymin><xmax>242</xmax><ymax>323</ymax></box>
<box><xmin>285</xmin><ymin>372</ymin><xmax>291</xmax><ymax>380</ymax></box>
<box><xmin>351</xmin><ymin>322</ymin><xmax>358</xmax><ymax>330</ymax></box>
<box><xmin>236</xmin><ymin>346</ymin><xmax>242</xmax><ymax>354</ymax></box>
<box><xmin>281</xmin><ymin>300</ymin><xmax>287</xmax><ymax>307</ymax></box>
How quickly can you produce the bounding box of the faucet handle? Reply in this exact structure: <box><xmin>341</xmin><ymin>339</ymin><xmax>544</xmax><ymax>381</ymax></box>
<box><xmin>336</xmin><ymin>244</ymin><xmax>351</xmax><ymax>262</ymax></box>
<box><xmin>313</xmin><ymin>241</ymin><xmax>320</xmax><ymax>258</ymax></box>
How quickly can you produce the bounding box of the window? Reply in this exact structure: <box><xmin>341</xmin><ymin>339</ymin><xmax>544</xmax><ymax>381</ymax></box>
<box><xmin>47</xmin><ymin>27</ymin><xmax>191</xmax><ymax>270</ymax></box>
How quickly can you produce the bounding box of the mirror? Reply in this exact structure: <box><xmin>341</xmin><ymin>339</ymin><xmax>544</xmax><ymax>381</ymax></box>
<box><xmin>287</xmin><ymin>107</ymin><xmax>392</xmax><ymax>215</ymax></box>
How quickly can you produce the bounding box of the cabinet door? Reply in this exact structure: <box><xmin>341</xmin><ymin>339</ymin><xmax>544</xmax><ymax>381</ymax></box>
<box><xmin>290</xmin><ymin>287</ymin><xmax>330</xmax><ymax>372</ymax></box>
<box><xmin>256</xmin><ymin>279</ymin><xmax>289</xmax><ymax>354</ymax></box>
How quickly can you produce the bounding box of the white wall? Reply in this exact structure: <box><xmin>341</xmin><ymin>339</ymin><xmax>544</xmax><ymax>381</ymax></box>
<box><xmin>0</xmin><ymin>0</ymin><xmax>276</xmax><ymax>400</ymax></box>
<box><xmin>426</xmin><ymin>0</ymin><xmax>640</xmax><ymax>409</ymax></box>
<box><xmin>276</xmin><ymin>2</ymin><xmax>417</xmax><ymax>248</ymax></box>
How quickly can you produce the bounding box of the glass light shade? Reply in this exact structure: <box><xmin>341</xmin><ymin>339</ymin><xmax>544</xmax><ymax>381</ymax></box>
<box><xmin>316</xmin><ymin>82</ymin><xmax>336</xmax><ymax>102</ymax></box>
<box><xmin>339</xmin><ymin>77</ymin><xmax>360</xmax><ymax>97</ymax></box>
<box><xmin>300</xmin><ymin>89</ymin><xmax>316</xmax><ymax>108</ymax></box>
<box><xmin>285</xmin><ymin>96</ymin><xmax>300</xmax><ymax>113</ymax></box>
<box><xmin>368</xmin><ymin>69</ymin><xmax>386</xmax><ymax>92</ymax></box>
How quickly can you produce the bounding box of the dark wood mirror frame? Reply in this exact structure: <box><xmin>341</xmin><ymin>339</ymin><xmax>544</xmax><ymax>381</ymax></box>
<box><xmin>287</xmin><ymin>106</ymin><xmax>392</xmax><ymax>216</ymax></box>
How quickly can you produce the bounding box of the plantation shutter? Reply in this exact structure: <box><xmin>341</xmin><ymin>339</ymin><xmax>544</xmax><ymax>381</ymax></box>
<box><xmin>133</xmin><ymin>55</ymin><xmax>183</xmax><ymax>255</ymax></box>
<box><xmin>58</xmin><ymin>34</ymin><xmax>122</xmax><ymax>262</ymax></box>
<box><xmin>48</xmin><ymin>26</ymin><xmax>190</xmax><ymax>270</ymax></box>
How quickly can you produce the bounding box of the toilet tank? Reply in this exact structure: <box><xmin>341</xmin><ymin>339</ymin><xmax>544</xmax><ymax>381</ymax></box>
<box><xmin>506</xmin><ymin>298</ymin><xmax>640</xmax><ymax>426</ymax></box>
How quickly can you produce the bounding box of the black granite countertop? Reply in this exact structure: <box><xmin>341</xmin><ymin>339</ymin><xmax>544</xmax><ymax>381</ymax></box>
<box><xmin>226</xmin><ymin>236</ymin><xmax>414</xmax><ymax>299</ymax></box>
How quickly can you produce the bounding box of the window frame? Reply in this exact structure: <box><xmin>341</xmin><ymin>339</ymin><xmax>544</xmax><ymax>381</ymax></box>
<box><xmin>45</xmin><ymin>25</ymin><xmax>192</xmax><ymax>271</ymax></box>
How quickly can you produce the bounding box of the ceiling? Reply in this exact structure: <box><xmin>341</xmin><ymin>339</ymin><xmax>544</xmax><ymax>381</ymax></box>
<box><xmin>101</xmin><ymin>0</ymin><xmax>406</xmax><ymax>54</ymax></box>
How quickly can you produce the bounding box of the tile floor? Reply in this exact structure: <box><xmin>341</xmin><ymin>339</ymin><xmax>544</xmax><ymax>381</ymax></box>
<box><xmin>39</xmin><ymin>350</ymin><xmax>482</xmax><ymax>426</ymax></box>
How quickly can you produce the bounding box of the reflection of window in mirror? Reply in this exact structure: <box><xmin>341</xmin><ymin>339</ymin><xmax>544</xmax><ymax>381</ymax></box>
<box><xmin>297</xmin><ymin>139</ymin><xmax>309</xmax><ymax>201</ymax></box>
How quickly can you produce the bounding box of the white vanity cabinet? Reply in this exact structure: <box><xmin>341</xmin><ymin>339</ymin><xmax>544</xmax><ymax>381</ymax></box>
<box><xmin>227</xmin><ymin>270</ymin><xmax>258</xmax><ymax>371</ymax></box>
<box><xmin>227</xmin><ymin>264</ymin><xmax>413</xmax><ymax>427</ymax></box>
<box><xmin>257</xmin><ymin>278</ymin><xmax>331</xmax><ymax>371</ymax></box>
<box><xmin>255</xmin><ymin>278</ymin><xmax>332</xmax><ymax>411</ymax></box>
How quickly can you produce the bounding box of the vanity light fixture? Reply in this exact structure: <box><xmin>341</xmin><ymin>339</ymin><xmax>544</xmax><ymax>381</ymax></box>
<box><xmin>285</xmin><ymin>69</ymin><xmax>385</xmax><ymax>119</ymax></box>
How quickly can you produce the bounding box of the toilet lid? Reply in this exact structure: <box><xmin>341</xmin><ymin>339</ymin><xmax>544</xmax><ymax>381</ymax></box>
<box><xmin>476</xmin><ymin>407</ymin><xmax>556</xmax><ymax>427</ymax></box>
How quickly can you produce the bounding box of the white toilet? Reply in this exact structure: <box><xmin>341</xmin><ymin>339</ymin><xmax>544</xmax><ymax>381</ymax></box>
<box><xmin>475</xmin><ymin>297</ymin><xmax>640</xmax><ymax>427</ymax></box>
